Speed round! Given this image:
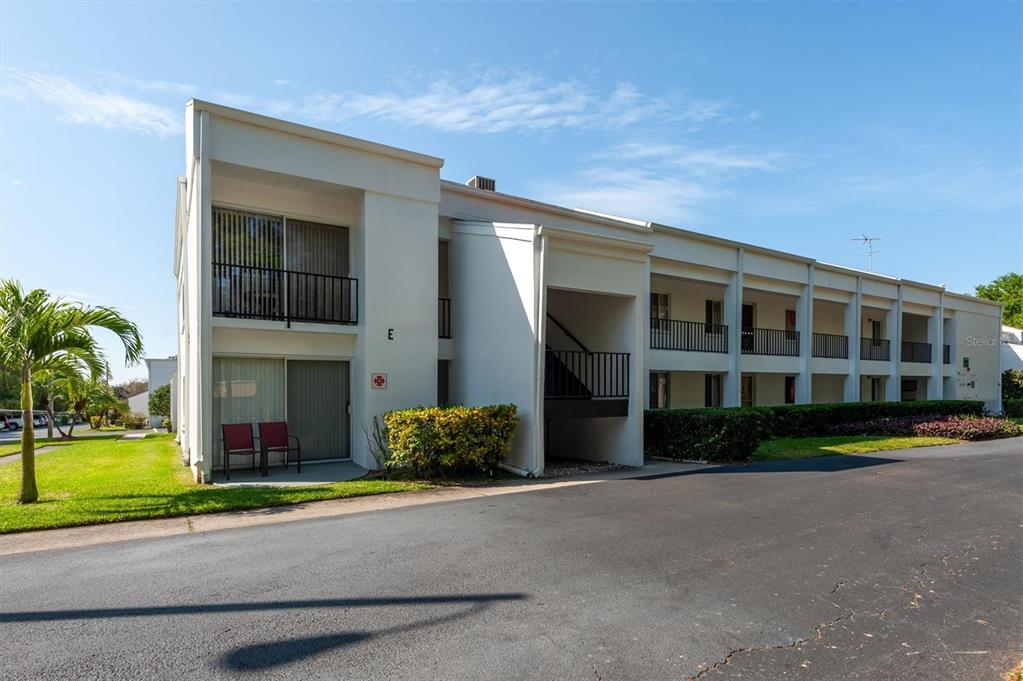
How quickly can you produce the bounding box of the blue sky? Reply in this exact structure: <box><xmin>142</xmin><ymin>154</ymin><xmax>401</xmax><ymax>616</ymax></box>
<box><xmin>1</xmin><ymin>1</ymin><xmax>1020</xmax><ymax>382</ymax></box>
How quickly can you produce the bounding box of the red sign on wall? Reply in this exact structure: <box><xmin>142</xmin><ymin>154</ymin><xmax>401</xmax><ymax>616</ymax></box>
<box><xmin>371</xmin><ymin>373</ymin><xmax>388</xmax><ymax>390</ymax></box>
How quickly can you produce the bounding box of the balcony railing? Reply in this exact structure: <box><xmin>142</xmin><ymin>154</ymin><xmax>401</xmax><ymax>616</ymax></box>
<box><xmin>649</xmin><ymin>318</ymin><xmax>728</xmax><ymax>353</ymax></box>
<box><xmin>811</xmin><ymin>332</ymin><xmax>849</xmax><ymax>359</ymax></box>
<box><xmin>212</xmin><ymin>263</ymin><xmax>358</xmax><ymax>325</ymax></box>
<box><xmin>741</xmin><ymin>327</ymin><xmax>799</xmax><ymax>356</ymax></box>
<box><xmin>545</xmin><ymin>350</ymin><xmax>630</xmax><ymax>399</ymax></box>
<box><xmin>439</xmin><ymin>298</ymin><xmax>451</xmax><ymax>339</ymax></box>
<box><xmin>860</xmin><ymin>337</ymin><xmax>890</xmax><ymax>361</ymax></box>
<box><xmin>943</xmin><ymin>344</ymin><xmax>951</xmax><ymax>364</ymax></box>
<box><xmin>901</xmin><ymin>340</ymin><xmax>932</xmax><ymax>363</ymax></box>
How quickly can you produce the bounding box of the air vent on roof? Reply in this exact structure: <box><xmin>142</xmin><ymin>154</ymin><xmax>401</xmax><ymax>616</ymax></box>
<box><xmin>466</xmin><ymin>176</ymin><xmax>496</xmax><ymax>191</ymax></box>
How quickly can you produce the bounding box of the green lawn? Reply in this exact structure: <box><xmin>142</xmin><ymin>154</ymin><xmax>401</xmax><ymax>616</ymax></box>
<box><xmin>0</xmin><ymin>434</ymin><xmax>431</xmax><ymax>534</ymax></box>
<box><xmin>0</xmin><ymin>433</ymin><xmax>126</xmax><ymax>458</ymax></box>
<box><xmin>753</xmin><ymin>435</ymin><xmax>962</xmax><ymax>461</ymax></box>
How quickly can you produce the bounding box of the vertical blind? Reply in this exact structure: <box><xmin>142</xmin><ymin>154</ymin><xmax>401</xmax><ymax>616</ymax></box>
<box><xmin>287</xmin><ymin>360</ymin><xmax>349</xmax><ymax>461</ymax></box>
<box><xmin>212</xmin><ymin>357</ymin><xmax>285</xmax><ymax>467</ymax></box>
<box><xmin>212</xmin><ymin>206</ymin><xmax>349</xmax><ymax>273</ymax></box>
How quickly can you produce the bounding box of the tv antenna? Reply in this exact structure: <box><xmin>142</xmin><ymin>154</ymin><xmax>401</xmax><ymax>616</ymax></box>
<box><xmin>851</xmin><ymin>234</ymin><xmax>881</xmax><ymax>271</ymax></box>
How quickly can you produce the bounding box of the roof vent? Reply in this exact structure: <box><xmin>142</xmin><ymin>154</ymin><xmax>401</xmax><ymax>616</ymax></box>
<box><xmin>466</xmin><ymin>175</ymin><xmax>496</xmax><ymax>191</ymax></box>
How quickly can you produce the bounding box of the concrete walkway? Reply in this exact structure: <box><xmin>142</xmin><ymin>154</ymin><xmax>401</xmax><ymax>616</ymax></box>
<box><xmin>0</xmin><ymin>446</ymin><xmax>58</xmax><ymax>467</ymax></box>
<box><xmin>0</xmin><ymin>461</ymin><xmax>707</xmax><ymax>556</ymax></box>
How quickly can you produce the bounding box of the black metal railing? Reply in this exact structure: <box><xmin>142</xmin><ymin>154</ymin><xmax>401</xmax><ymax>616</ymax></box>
<box><xmin>943</xmin><ymin>344</ymin><xmax>951</xmax><ymax>364</ymax></box>
<box><xmin>439</xmin><ymin>298</ymin><xmax>451</xmax><ymax>339</ymax></box>
<box><xmin>811</xmin><ymin>332</ymin><xmax>848</xmax><ymax>359</ymax></box>
<box><xmin>860</xmin><ymin>337</ymin><xmax>890</xmax><ymax>361</ymax></box>
<box><xmin>740</xmin><ymin>327</ymin><xmax>799</xmax><ymax>356</ymax></box>
<box><xmin>649</xmin><ymin>318</ymin><xmax>728</xmax><ymax>353</ymax></box>
<box><xmin>212</xmin><ymin>263</ymin><xmax>357</xmax><ymax>325</ymax></box>
<box><xmin>901</xmin><ymin>340</ymin><xmax>932</xmax><ymax>363</ymax></box>
<box><xmin>544</xmin><ymin>350</ymin><xmax>629</xmax><ymax>399</ymax></box>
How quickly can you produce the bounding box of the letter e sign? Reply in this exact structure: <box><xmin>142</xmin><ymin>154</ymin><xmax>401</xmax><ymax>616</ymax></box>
<box><xmin>371</xmin><ymin>373</ymin><xmax>388</xmax><ymax>390</ymax></box>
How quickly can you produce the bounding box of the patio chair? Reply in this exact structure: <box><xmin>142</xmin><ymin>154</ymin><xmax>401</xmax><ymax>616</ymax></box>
<box><xmin>221</xmin><ymin>423</ymin><xmax>263</xmax><ymax>480</ymax></box>
<box><xmin>258</xmin><ymin>421</ymin><xmax>301</xmax><ymax>473</ymax></box>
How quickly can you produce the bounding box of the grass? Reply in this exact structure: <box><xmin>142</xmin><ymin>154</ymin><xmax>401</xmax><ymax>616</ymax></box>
<box><xmin>753</xmin><ymin>435</ymin><xmax>963</xmax><ymax>461</ymax></box>
<box><xmin>0</xmin><ymin>433</ymin><xmax>127</xmax><ymax>458</ymax></box>
<box><xmin>0</xmin><ymin>434</ymin><xmax>432</xmax><ymax>534</ymax></box>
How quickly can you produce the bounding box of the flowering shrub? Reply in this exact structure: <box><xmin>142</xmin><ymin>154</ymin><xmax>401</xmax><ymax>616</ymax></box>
<box><xmin>911</xmin><ymin>416</ymin><xmax>1020</xmax><ymax>441</ymax></box>
<box><xmin>384</xmin><ymin>404</ymin><xmax>518</xmax><ymax>477</ymax></box>
<box><xmin>828</xmin><ymin>415</ymin><xmax>1020</xmax><ymax>441</ymax></box>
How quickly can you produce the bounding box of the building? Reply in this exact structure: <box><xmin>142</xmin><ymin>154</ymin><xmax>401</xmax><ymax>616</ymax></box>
<box><xmin>1002</xmin><ymin>325</ymin><xmax>1023</xmax><ymax>372</ymax></box>
<box><xmin>174</xmin><ymin>100</ymin><xmax>1003</xmax><ymax>482</ymax></box>
<box><xmin>126</xmin><ymin>357</ymin><xmax>179</xmax><ymax>428</ymax></box>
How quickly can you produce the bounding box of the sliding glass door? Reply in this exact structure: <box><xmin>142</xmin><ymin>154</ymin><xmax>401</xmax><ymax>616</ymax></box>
<box><xmin>212</xmin><ymin>357</ymin><xmax>350</xmax><ymax>468</ymax></box>
<box><xmin>212</xmin><ymin>357</ymin><xmax>285</xmax><ymax>468</ymax></box>
<box><xmin>287</xmin><ymin>360</ymin><xmax>350</xmax><ymax>461</ymax></box>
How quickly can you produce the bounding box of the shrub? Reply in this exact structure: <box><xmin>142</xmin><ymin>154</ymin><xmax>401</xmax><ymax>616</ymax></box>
<box><xmin>122</xmin><ymin>413</ymin><xmax>149</xmax><ymax>429</ymax></box>
<box><xmin>89</xmin><ymin>415</ymin><xmax>101</xmax><ymax>429</ymax></box>
<box><xmin>912</xmin><ymin>416</ymin><xmax>1020</xmax><ymax>441</ymax></box>
<box><xmin>644</xmin><ymin>407</ymin><xmax>772</xmax><ymax>463</ymax></box>
<box><xmin>1003</xmin><ymin>369</ymin><xmax>1023</xmax><ymax>401</ymax></box>
<box><xmin>765</xmin><ymin>400</ymin><xmax>985</xmax><ymax>438</ymax></box>
<box><xmin>828</xmin><ymin>414</ymin><xmax>1020</xmax><ymax>440</ymax></box>
<box><xmin>1005</xmin><ymin>399</ymin><xmax>1023</xmax><ymax>418</ymax></box>
<box><xmin>384</xmin><ymin>404</ymin><xmax>518</xmax><ymax>477</ymax></box>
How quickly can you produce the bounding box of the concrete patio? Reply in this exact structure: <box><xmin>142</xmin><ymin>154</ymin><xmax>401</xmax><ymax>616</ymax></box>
<box><xmin>212</xmin><ymin>461</ymin><xmax>368</xmax><ymax>487</ymax></box>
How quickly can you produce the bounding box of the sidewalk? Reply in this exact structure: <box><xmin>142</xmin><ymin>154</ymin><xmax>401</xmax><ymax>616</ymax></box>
<box><xmin>0</xmin><ymin>461</ymin><xmax>708</xmax><ymax>556</ymax></box>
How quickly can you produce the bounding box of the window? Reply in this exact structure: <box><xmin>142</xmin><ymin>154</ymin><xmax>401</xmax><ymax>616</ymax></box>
<box><xmin>901</xmin><ymin>379</ymin><xmax>918</xmax><ymax>402</ymax></box>
<box><xmin>870</xmin><ymin>320</ymin><xmax>882</xmax><ymax>344</ymax></box>
<box><xmin>704</xmin><ymin>374</ymin><xmax>722</xmax><ymax>407</ymax></box>
<box><xmin>785</xmin><ymin>309</ymin><xmax>797</xmax><ymax>343</ymax></box>
<box><xmin>870</xmin><ymin>377</ymin><xmax>882</xmax><ymax>401</ymax></box>
<box><xmin>651</xmin><ymin>293</ymin><xmax>670</xmax><ymax>320</ymax></box>
<box><xmin>649</xmin><ymin>372</ymin><xmax>670</xmax><ymax>409</ymax></box>
<box><xmin>741</xmin><ymin>375</ymin><xmax>754</xmax><ymax>407</ymax></box>
<box><xmin>784</xmin><ymin>376</ymin><xmax>796</xmax><ymax>404</ymax></box>
<box><xmin>705</xmin><ymin>300</ymin><xmax>722</xmax><ymax>333</ymax></box>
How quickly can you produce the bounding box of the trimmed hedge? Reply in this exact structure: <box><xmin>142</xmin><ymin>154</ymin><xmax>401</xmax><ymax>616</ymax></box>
<box><xmin>384</xmin><ymin>404</ymin><xmax>518</xmax><ymax>477</ymax></box>
<box><xmin>645</xmin><ymin>400</ymin><xmax>988</xmax><ymax>463</ymax></box>
<box><xmin>1005</xmin><ymin>399</ymin><xmax>1023</xmax><ymax>418</ymax></box>
<box><xmin>912</xmin><ymin>416</ymin><xmax>1020</xmax><ymax>441</ymax></box>
<box><xmin>644</xmin><ymin>407</ymin><xmax>772</xmax><ymax>462</ymax></box>
<box><xmin>764</xmin><ymin>400</ymin><xmax>985</xmax><ymax>438</ymax></box>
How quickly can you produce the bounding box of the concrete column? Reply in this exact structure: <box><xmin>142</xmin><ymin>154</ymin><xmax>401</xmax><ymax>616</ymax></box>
<box><xmin>885</xmin><ymin>285</ymin><xmax>903</xmax><ymax>402</ymax></box>
<box><xmin>642</xmin><ymin>259</ymin><xmax>651</xmax><ymax>409</ymax></box>
<box><xmin>844</xmin><ymin>276</ymin><xmax>862</xmax><ymax>401</ymax></box>
<box><xmin>722</xmin><ymin>248</ymin><xmax>744</xmax><ymax>407</ymax></box>
<box><xmin>927</xmin><ymin>291</ymin><xmax>944</xmax><ymax>399</ymax></box>
<box><xmin>945</xmin><ymin>312</ymin><xmax>959</xmax><ymax>399</ymax></box>
<box><xmin>795</xmin><ymin>264</ymin><xmax>813</xmax><ymax>403</ymax></box>
<box><xmin>196</xmin><ymin>109</ymin><xmax>213</xmax><ymax>482</ymax></box>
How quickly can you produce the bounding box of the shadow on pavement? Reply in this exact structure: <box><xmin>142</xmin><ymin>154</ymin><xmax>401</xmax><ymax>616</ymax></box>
<box><xmin>0</xmin><ymin>593</ymin><xmax>527</xmax><ymax>623</ymax></box>
<box><xmin>636</xmin><ymin>454</ymin><xmax>902</xmax><ymax>480</ymax></box>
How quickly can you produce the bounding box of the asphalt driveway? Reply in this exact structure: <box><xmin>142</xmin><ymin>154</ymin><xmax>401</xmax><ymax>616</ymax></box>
<box><xmin>0</xmin><ymin>439</ymin><xmax>1020</xmax><ymax>680</ymax></box>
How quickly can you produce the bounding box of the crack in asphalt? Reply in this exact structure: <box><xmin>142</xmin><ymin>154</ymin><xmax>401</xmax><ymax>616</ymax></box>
<box><xmin>685</xmin><ymin>614</ymin><xmax>850</xmax><ymax>680</ymax></box>
<box><xmin>685</xmin><ymin>542</ymin><xmax>995</xmax><ymax>680</ymax></box>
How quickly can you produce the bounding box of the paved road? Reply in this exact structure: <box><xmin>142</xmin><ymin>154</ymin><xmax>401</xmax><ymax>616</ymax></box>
<box><xmin>1</xmin><ymin>440</ymin><xmax>1020</xmax><ymax>680</ymax></box>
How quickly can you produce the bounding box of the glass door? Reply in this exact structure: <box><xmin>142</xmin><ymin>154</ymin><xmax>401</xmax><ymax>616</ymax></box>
<box><xmin>286</xmin><ymin>360</ymin><xmax>350</xmax><ymax>461</ymax></box>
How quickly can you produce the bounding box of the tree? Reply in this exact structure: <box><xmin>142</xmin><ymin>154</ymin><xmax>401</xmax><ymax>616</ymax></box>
<box><xmin>113</xmin><ymin>378</ymin><xmax>148</xmax><ymax>400</ymax></box>
<box><xmin>0</xmin><ymin>280</ymin><xmax>143</xmax><ymax>503</ymax></box>
<box><xmin>149</xmin><ymin>384</ymin><xmax>171</xmax><ymax>420</ymax></box>
<box><xmin>51</xmin><ymin>371</ymin><xmax>122</xmax><ymax>438</ymax></box>
<box><xmin>975</xmin><ymin>272</ymin><xmax>1023</xmax><ymax>328</ymax></box>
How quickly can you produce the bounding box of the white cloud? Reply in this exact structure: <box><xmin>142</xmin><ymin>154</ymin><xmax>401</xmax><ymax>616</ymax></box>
<box><xmin>543</xmin><ymin>143</ymin><xmax>782</xmax><ymax>225</ymax></box>
<box><xmin>10</xmin><ymin>179</ymin><xmax>23</xmax><ymax>185</ymax></box>
<box><xmin>1</xmin><ymin>68</ymin><xmax>179</xmax><ymax>137</ymax></box>
<box><xmin>273</xmin><ymin>79</ymin><xmax>291</xmax><ymax>86</ymax></box>
<box><xmin>296</xmin><ymin>75</ymin><xmax>728</xmax><ymax>134</ymax></box>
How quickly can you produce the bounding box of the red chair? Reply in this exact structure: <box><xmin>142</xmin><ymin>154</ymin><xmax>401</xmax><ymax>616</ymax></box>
<box><xmin>221</xmin><ymin>423</ymin><xmax>263</xmax><ymax>480</ymax></box>
<box><xmin>258</xmin><ymin>421</ymin><xmax>301</xmax><ymax>473</ymax></box>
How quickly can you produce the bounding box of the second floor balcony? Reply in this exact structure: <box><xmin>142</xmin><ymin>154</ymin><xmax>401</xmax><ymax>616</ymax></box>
<box><xmin>860</xmin><ymin>337</ymin><xmax>891</xmax><ymax>362</ymax></box>
<box><xmin>901</xmin><ymin>340</ymin><xmax>932</xmax><ymax>363</ymax></box>
<box><xmin>741</xmin><ymin>327</ymin><xmax>799</xmax><ymax>356</ymax></box>
<box><xmin>811</xmin><ymin>332</ymin><xmax>849</xmax><ymax>359</ymax></box>
<box><xmin>650</xmin><ymin>318</ymin><xmax>728</xmax><ymax>353</ymax></box>
<box><xmin>212</xmin><ymin>263</ymin><xmax>358</xmax><ymax>325</ymax></box>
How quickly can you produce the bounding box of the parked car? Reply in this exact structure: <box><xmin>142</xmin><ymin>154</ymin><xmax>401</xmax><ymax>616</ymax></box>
<box><xmin>0</xmin><ymin>415</ymin><xmax>9</xmax><ymax>431</ymax></box>
<box><xmin>32</xmin><ymin>414</ymin><xmax>48</xmax><ymax>428</ymax></box>
<box><xmin>3</xmin><ymin>415</ymin><xmax>23</xmax><ymax>431</ymax></box>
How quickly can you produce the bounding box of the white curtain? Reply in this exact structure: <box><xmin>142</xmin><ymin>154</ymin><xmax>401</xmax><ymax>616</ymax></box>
<box><xmin>212</xmin><ymin>357</ymin><xmax>285</xmax><ymax>466</ymax></box>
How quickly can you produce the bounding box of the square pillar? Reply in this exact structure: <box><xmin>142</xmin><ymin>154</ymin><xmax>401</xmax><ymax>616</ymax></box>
<box><xmin>884</xmin><ymin>286</ymin><xmax>902</xmax><ymax>402</ymax></box>
<box><xmin>844</xmin><ymin>278</ymin><xmax>862</xmax><ymax>402</ymax></box>
<box><xmin>795</xmin><ymin>264</ymin><xmax>813</xmax><ymax>404</ymax></box>
<box><xmin>722</xmin><ymin>249</ymin><xmax>743</xmax><ymax>407</ymax></box>
<box><xmin>927</xmin><ymin>294</ymin><xmax>944</xmax><ymax>399</ymax></box>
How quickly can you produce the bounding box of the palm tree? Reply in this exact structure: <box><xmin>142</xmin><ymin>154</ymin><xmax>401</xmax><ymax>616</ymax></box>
<box><xmin>0</xmin><ymin>280</ymin><xmax>143</xmax><ymax>503</ymax></box>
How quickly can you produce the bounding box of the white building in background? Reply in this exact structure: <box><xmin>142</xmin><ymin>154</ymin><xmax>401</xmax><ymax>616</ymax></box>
<box><xmin>1002</xmin><ymin>325</ymin><xmax>1023</xmax><ymax>371</ymax></box>
<box><xmin>174</xmin><ymin>100</ymin><xmax>1003</xmax><ymax>482</ymax></box>
<box><xmin>126</xmin><ymin>357</ymin><xmax>178</xmax><ymax>428</ymax></box>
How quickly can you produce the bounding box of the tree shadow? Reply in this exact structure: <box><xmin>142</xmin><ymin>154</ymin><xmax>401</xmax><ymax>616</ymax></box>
<box><xmin>636</xmin><ymin>455</ymin><xmax>902</xmax><ymax>479</ymax></box>
<box><xmin>219</xmin><ymin>602</ymin><xmax>491</xmax><ymax>672</ymax></box>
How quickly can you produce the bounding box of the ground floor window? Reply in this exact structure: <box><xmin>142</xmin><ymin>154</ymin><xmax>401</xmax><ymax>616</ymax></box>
<box><xmin>704</xmin><ymin>374</ymin><xmax>722</xmax><ymax>407</ymax></box>
<box><xmin>649</xmin><ymin>372</ymin><xmax>670</xmax><ymax>409</ymax></box>
<box><xmin>870</xmin><ymin>377</ymin><xmax>882</xmax><ymax>401</ymax></box>
<box><xmin>740</xmin><ymin>375</ymin><xmax>754</xmax><ymax>407</ymax></box>
<box><xmin>438</xmin><ymin>360</ymin><xmax>450</xmax><ymax>405</ymax></box>
<box><xmin>901</xmin><ymin>378</ymin><xmax>918</xmax><ymax>402</ymax></box>
<box><xmin>784</xmin><ymin>376</ymin><xmax>796</xmax><ymax>404</ymax></box>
